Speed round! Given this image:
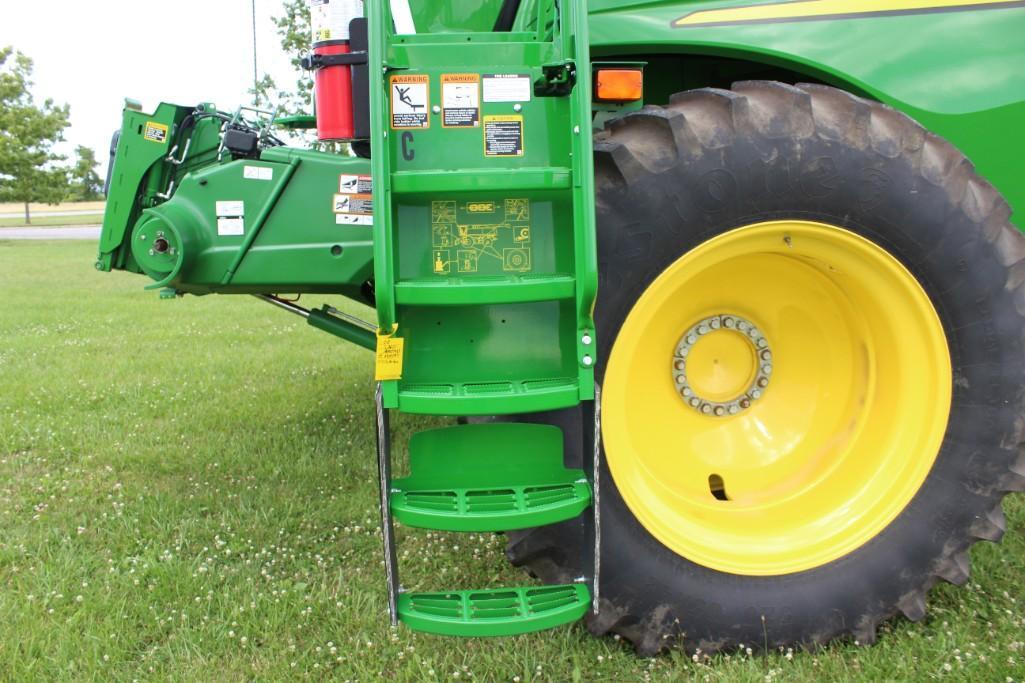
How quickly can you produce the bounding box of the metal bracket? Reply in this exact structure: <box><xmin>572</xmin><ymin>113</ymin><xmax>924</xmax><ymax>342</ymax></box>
<box><xmin>300</xmin><ymin>51</ymin><xmax>369</xmax><ymax>70</ymax></box>
<box><xmin>534</xmin><ymin>62</ymin><xmax>577</xmax><ymax>97</ymax></box>
<box><xmin>375</xmin><ymin>383</ymin><xmax>401</xmax><ymax>626</ymax></box>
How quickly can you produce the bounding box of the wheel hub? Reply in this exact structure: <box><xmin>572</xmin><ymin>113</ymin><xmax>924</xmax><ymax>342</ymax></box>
<box><xmin>673</xmin><ymin>315</ymin><xmax>772</xmax><ymax>416</ymax></box>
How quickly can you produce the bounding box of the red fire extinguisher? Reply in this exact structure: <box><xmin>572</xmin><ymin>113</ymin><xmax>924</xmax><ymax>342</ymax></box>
<box><xmin>307</xmin><ymin>0</ymin><xmax>364</xmax><ymax>142</ymax></box>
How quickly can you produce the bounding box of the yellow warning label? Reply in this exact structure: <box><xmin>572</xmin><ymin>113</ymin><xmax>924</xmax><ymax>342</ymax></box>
<box><xmin>375</xmin><ymin>327</ymin><xmax>404</xmax><ymax>381</ymax></box>
<box><xmin>483</xmin><ymin>115</ymin><xmax>524</xmax><ymax>157</ymax></box>
<box><xmin>143</xmin><ymin>121</ymin><xmax>169</xmax><ymax>144</ymax></box>
<box><xmin>431</xmin><ymin>198</ymin><xmax>532</xmax><ymax>275</ymax></box>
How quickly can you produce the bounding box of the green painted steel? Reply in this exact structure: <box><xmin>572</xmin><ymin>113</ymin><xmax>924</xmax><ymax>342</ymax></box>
<box><xmin>391</xmin><ymin>423</ymin><xmax>590</xmax><ymax>531</ymax></box>
<box><xmin>585</xmin><ymin>0</ymin><xmax>1025</xmax><ymax>224</ymax></box>
<box><xmin>397</xmin><ymin>584</ymin><xmax>591</xmax><ymax>637</ymax></box>
<box><xmin>367</xmin><ymin>0</ymin><xmax>598</xmax><ymax>416</ymax></box>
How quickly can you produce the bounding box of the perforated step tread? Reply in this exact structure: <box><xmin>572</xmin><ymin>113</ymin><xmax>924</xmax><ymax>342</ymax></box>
<box><xmin>398</xmin><ymin>584</ymin><xmax>590</xmax><ymax>637</ymax></box>
<box><xmin>391</xmin><ymin>423</ymin><xmax>590</xmax><ymax>531</ymax></box>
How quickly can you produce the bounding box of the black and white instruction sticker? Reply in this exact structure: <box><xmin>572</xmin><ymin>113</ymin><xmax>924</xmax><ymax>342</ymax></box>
<box><xmin>442</xmin><ymin>73</ymin><xmax>480</xmax><ymax>128</ymax></box>
<box><xmin>334</xmin><ymin>193</ymin><xmax>373</xmax><ymax>226</ymax></box>
<box><xmin>483</xmin><ymin>74</ymin><xmax>532</xmax><ymax>103</ymax></box>
<box><xmin>339</xmin><ymin>174</ymin><xmax>373</xmax><ymax>194</ymax></box>
<box><xmin>390</xmin><ymin>74</ymin><xmax>429</xmax><ymax>129</ymax></box>
<box><xmin>484</xmin><ymin>115</ymin><xmax>524</xmax><ymax>157</ymax></box>
<box><xmin>215</xmin><ymin>200</ymin><xmax>245</xmax><ymax>236</ymax></box>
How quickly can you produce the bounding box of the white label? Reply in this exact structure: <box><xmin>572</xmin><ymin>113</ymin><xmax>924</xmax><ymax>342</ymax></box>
<box><xmin>244</xmin><ymin>166</ymin><xmax>273</xmax><ymax>181</ymax></box>
<box><xmin>337</xmin><ymin>214</ymin><xmax>373</xmax><ymax>226</ymax></box>
<box><xmin>483</xmin><ymin>74</ymin><xmax>531</xmax><ymax>103</ymax></box>
<box><xmin>215</xmin><ymin>200</ymin><xmax>244</xmax><ymax>217</ymax></box>
<box><xmin>309</xmin><ymin>0</ymin><xmax>362</xmax><ymax>42</ymax></box>
<box><xmin>217</xmin><ymin>217</ymin><xmax>245</xmax><ymax>236</ymax></box>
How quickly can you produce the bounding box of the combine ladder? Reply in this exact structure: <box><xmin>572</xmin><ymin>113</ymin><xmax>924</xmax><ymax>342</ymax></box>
<box><xmin>367</xmin><ymin>0</ymin><xmax>600</xmax><ymax>636</ymax></box>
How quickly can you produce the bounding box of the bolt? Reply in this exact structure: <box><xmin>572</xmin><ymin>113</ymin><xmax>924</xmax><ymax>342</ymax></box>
<box><xmin>714</xmin><ymin>406</ymin><xmax>725</xmax><ymax>416</ymax></box>
<box><xmin>148</xmin><ymin>249</ymin><xmax>155</xmax><ymax>256</ymax></box>
<box><xmin>139</xmin><ymin>234</ymin><xmax>147</xmax><ymax>241</ymax></box>
<box><xmin>757</xmin><ymin>338</ymin><xmax>769</xmax><ymax>349</ymax></box>
<box><xmin>682</xmin><ymin>388</ymin><xmax>693</xmax><ymax>398</ymax></box>
<box><xmin>680</xmin><ymin>347</ymin><xmax>690</xmax><ymax>357</ymax></box>
<box><xmin>432</xmin><ymin>105</ymin><xmax>441</xmax><ymax>114</ymax></box>
<box><xmin>740</xmin><ymin>399</ymin><xmax>751</xmax><ymax>409</ymax></box>
<box><xmin>674</xmin><ymin>360</ymin><xmax>685</xmax><ymax>371</ymax></box>
<box><xmin>758</xmin><ymin>377</ymin><xmax>769</xmax><ymax>388</ymax></box>
<box><xmin>574</xmin><ymin>125</ymin><xmax>581</xmax><ymax>134</ymax></box>
<box><xmin>762</xmin><ymin>364</ymin><xmax>773</xmax><ymax>375</ymax></box>
<box><xmin>582</xmin><ymin>334</ymin><xmax>593</xmax><ymax>346</ymax></box>
<box><xmin>513</xmin><ymin>103</ymin><xmax>523</xmax><ymax>112</ymax></box>
<box><xmin>752</xmin><ymin>389</ymin><xmax>763</xmax><ymax>400</ymax></box>
<box><xmin>738</xmin><ymin>321</ymin><xmax>750</xmax><ymax>332</ymax></box>
<box><xmin>701</xmin><ymin>404</ymin><xmax>712</xmax><ymax>414</ymax></box>
<box><xmin>710</xmin><ymin>318</ymin><xmax>721</xmax><ymax>330</ymax></box>
<box><xmin>698</xmin><ymin>325</ymin><xmax>709</xmax><ymax>335</ymax></box>
<box><xmin>729</xmin><ymin>405</ymin><xmax>739</xmax><ymax>415</ymax></box>
<box><xmin>582</xmin><ymin>355</ymin><xmax>593</xmax><ymax>367</ymax></box>
<box><xmin>687</xmin><ymin>334</ymin><xmax>697</xmax><ymax>345</ymax></box>
<box><xmin>676</xmin><ymin>375</ymin><xmax>686</xmax><ymax>384</ymax></box>
<box><xmin>724</xmin><ymin>317</ymin><xmax>736</xmax><ymax>329</ymax></box>
<box><xmin>690</xmin><ymin>398</ymin><xmax>700</xmax><ymax>408</ymax></box>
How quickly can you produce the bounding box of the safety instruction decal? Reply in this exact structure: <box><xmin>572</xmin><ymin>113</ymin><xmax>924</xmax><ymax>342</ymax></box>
<box><xmin>215</xmin><ymin>200</ymin><xmax>245</xmax><ymax>236</ymax></box>
<box><xmin>375</xmin><ymin>327</ymin><xmax>404</xmax><ymax>381</ymax></box>
<box><xmin>441</xmin><ymin>74</ymin><xmax>481</xmax><ymax>128</ymax></box>
<box><xmin>483</xmin><ymin>74</ymin><xmax>532</xmax><ymax>103</ymax></box>
<box><xmin>431</xmin><ymin>198</ymin><xmax>532</xmax><ymax>275</ymax></box>
<box><xmin>310</xmin><ymin>0</ymin><xmax>361</xmax><ymax>42</ymax></box>
<box><xmin>143</xmin><ymin>121</ymin><xmax>169</xmax><ymax>144</ymax></box>
<box><xmin>335</xmin><ymin>174</ymin><xmax>373</xmax><ymax>226</ymax></box>
<box><xmin>484</xmin><ymin>115</ymin><xmax>524</xmax><ymax>157</ymax></box>
<box><xmin>244</xmin><ymin>165</ymin><xmax>273</xmax><ymax>181</ymax></box>
<box><xmin>391</xmin><ymin>74</ymin><xmax>429</xmax><ymax>129</ymax></box>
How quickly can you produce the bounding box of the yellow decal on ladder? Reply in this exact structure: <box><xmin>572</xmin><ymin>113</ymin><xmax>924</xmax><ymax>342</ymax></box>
<box><xmin>673</xmin><ymin>0</ymin><xmax>1025</xmax><ymax>28</ymax></box>
<box><xmin>375</xmin><ymin>325</ymin><xmax>405</xmax><ymax>381</ymax></box>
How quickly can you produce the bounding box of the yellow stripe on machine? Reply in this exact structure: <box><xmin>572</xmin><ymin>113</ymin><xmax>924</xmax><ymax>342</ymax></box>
<box><xmin>674</xmin><ymin>0</ymin><xmax>1025</xmax><ymax>27</ymax></box>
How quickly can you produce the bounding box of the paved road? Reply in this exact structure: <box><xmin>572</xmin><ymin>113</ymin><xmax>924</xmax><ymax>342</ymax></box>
<box><xmin>0</xmin><ymin>226</ymin><xmax>101</xmax><ymax>240</ymax></box>
<box><xmin>0</xmin><ymin>210</ymin><xmax>102</xmax><ymax>219</ymax></box>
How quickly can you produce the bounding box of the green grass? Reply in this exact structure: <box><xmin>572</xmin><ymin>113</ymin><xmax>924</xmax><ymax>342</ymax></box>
<box><xmin>0</xmin><ymin>214</ymin><xmax>103</xmax><ymax>228</ymax></box>
<box><xmin>0</xmin><ymin>240</ymin><xmax>1023</xmax><ymax>681</ymax></box>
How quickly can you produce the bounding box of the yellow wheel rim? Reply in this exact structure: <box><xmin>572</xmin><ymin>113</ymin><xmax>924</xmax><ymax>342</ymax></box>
<box><xmin>602</xmin><ymin>220</ymin><xmax>952</xmax><ymax>575</ymax></box>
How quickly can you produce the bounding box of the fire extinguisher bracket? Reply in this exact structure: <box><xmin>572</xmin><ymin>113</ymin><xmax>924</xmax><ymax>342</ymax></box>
<box><xmin>301</xmin><ymin>51</ymin><xmax>368</xmax><ymax>70</ymax></box>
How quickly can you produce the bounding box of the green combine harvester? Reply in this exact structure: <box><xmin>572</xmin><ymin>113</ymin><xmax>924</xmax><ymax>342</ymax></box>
<box><xmin>98</xmin><ymin>0</ymin><xmax>1025</xmax><ymax>654</ymax></box>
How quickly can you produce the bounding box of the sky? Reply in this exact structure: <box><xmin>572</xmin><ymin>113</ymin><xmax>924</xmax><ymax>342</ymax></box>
<box><xmin>0</xmin><ymin>0</ymin><xmax>299</xmax><ymax>175</ymax></box>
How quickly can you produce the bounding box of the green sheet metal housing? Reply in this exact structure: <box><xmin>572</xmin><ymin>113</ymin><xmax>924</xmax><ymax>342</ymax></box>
<box><xmin>98</xmin><ymin>0</ymin><xmax>1025</xmax><ymax>304</ymax></box>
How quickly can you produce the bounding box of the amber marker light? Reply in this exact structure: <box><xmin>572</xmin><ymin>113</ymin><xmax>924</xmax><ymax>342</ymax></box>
<box><xmin>594</xmin><ymin>69</ymin><xmax>644</xmax><ymax>102</ymax></box>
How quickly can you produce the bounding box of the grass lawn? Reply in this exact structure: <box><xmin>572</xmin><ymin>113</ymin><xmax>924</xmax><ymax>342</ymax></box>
<box><xmin>0</xmin><ymin>240</ymin><xmax>1023</xmax><ymax>681</ymax></box>
<box><xmin>0</xmin><ymin>201</ymin><xmax>106</xmax><ymax>215</ymax></box>
<box><xmin>0</xmin><ymin>214</ymin><xmax>103</xmax><ymax>228</ymax></box>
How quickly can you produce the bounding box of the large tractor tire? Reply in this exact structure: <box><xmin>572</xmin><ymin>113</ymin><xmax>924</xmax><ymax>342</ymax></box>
<box><xmin>507</xmin><ymin>81</ymin><xmax>1025</xmax><ymax>655</ymax></box>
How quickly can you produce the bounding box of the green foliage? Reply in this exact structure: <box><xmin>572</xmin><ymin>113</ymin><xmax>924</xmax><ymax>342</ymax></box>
<box><xmin>252</xmin><ymin>0</ymin><xmax>313</xmax><ymax>117</ymax></box>
<box><xmin>0</xmin><ymin>46</ymin><xmax>71</xmax><ymax>221</ymax></box>
<box><xmin>68</xmin><ymin>145</ymin><xmax>103</xmax><ymax>201</ymax></box>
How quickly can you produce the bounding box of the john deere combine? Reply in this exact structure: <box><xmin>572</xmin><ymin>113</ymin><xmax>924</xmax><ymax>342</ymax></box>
<box><xmin>98</xmin><ymin>0</ymin><xmax>1025</xmax><ymax>653</ymax></box>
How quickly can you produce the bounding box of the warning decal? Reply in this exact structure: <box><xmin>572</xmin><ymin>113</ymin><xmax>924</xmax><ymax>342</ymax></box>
<box><xmin>431</xmin><ymin>198</ymin><xmax>532</xmax><ymax>275</ymax></box>
<box><xmin>483</xmin><ymin>74</ymin><xmax>532</xmax><ymax>103</ymax></box>
<box><xmin>375</xmin><ymin>328</ymin><xmax>405</xmax><ymax>381</ymax></box>
<box><xmin>334</xmin><ymin>193</ymin><xmax>373</xmax><ymax>225</ymax></box>
<box><xmin>484</xmin><ymin>115</ymin><xmax>524</xmax><ymax>157</ymax></box>
<box><xmin>442</xmin><ymin>74</ymin><xmax>480</xmax><ymax>128</ymax></box>
<box><xmin>336</xmin><ymin>174</ymin><xmax>373</xmax><ymax>225</ymax></box>
<box><xmin>143</xmin><ymin>121</ymin><xmax>169</xmax><ymax>144</ymax></box>
<box><xmin>391</xmin><ymin>74</ymin><xmax>429</xmax><ymax>129</ymax></box>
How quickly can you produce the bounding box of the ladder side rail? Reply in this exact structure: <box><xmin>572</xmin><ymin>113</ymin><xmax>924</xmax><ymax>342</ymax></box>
<box><xmin>369</xmin><ymin>0</ymin><xmax>397</xmax><ymax>333</ymax></box>
<box><xmin>374</xmin><ymin>384</ymin><xmax>401</xmax><ymax>625</ymax></box>
<box><xmin>566</xmin><ymin>0</ymin><xmax>598</xmax><ymax>397</ymax></box>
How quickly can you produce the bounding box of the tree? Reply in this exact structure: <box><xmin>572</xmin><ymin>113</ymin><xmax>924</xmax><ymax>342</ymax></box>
<box><xmin>69</xmin><ymin>145</ymin><xmax>103</xmax><ymax>201</ymax></box>
<box><xmin>252</xmin><ymin>0</ymin><xmax>313</xmax><ymax>118</ymax></box>
<box><xmin>0</xmin><ymin>46</ymin><xmax>71</xmax><ymax>223</ymax></box>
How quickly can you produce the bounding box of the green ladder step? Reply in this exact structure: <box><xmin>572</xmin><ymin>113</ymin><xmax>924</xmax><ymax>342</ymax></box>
<box><xmin>391</xmin><ymin>167</ymin><xmax>572</xmax><ymax>194</ymax></box>
<box><xmin>392</xmin><ymin>423</ymin><xmax>590</xmax><ymax>531</ymax></box>
<box><xmin>395</xmin><ymin>274</ymin><xmax>575</xmax><ymax>306</ymax></box>
<box><xmin>398</xmin><ymin>584</ymin><xmax>590</xmax><ymax>637</ymax></box>
<box><xmin>398</xmin><ymin>378</ymin><xmax>580</xmax><ymax>416</ymax></box>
